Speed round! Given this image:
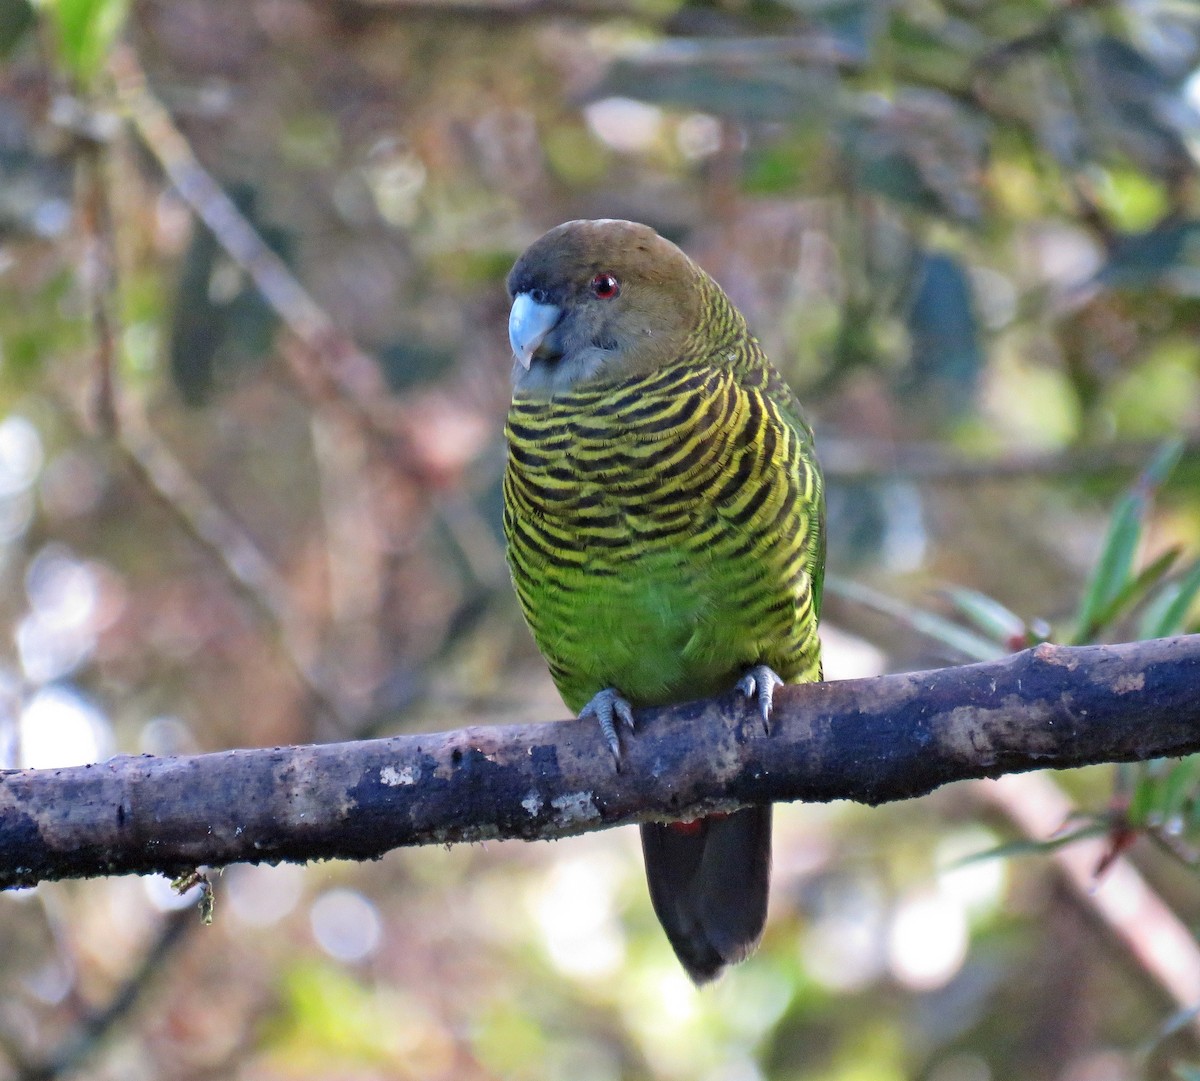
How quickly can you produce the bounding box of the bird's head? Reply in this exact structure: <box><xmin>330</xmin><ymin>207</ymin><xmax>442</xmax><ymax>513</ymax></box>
<box><xmin>506</xmin><ymin>219</ymin><xmax>706</xmax><ymax>396</ymax></box>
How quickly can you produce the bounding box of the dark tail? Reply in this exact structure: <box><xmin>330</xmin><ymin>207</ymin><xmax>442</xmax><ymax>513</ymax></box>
<box><xmin>639</xmin><ymin>804</ymin><xmax>772</xmax><ymax>984</ymax></box>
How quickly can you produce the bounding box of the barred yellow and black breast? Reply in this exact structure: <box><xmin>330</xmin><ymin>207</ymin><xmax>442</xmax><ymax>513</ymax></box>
<box><xmin>503</xmin><ymin>332</ymin><xmax>823</xmax><ymax>714</ymax></box>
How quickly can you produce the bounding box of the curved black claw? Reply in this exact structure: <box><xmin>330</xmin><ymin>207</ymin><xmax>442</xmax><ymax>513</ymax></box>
<box><xmin>580</xmin><ymin>688</ymin><xmax>636</xmax><ymax>767</ymax></box>
<box><xmin>736</xmin><ymin>665</ymin><xmax>784</xmax><ymax>733</ymax></box>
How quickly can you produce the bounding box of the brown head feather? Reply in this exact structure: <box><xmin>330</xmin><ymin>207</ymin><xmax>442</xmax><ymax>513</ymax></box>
<box><xmin>507</xmin><ymin>220</ymin><xmax>708</xmax><ymax>395</ymax></box>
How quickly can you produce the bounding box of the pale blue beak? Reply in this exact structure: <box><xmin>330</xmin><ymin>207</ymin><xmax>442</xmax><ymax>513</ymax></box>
<box><xmin>508</xmin><ymin>293</ymin><xmax>563</xmax><ymax>369</ymax></box>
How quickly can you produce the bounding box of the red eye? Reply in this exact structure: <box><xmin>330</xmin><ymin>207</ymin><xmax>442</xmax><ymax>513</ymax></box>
<box><xmin>590</xmin><ymin>273</ymin><xmax>620</xmax><ymax>300</ymax></box>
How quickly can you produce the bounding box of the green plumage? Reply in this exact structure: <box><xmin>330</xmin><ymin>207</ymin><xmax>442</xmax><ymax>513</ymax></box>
<box><xmin>505</xmin><ymin>261</ymin><xmax>823</xmax><ymax>711</ymax></box>
<box><xmin>502</xmin><ymin>219</ymin><xmax>824</xmax><ymax>982</ymax></box>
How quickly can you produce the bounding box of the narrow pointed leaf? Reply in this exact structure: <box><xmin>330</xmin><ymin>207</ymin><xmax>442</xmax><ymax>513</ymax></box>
<box><xmin>826</xmin><ymin>576</ymin><xmax>1006</xmax><ymax>662</ymax></box>
<box><xmin>941</xmin><ymin>586</ymin><xmax>1026</xmax><ymax>644</ymax></box>
<box><xmin>1074</xmin><ymin>440</ymin><xmax>1183</xmax><ymax>642</ymax></box>
<box><xmin>1086</xmin><ymin>546</ymin><xmax>1181</xmax><ymax>638</ymax></box>
<box><xmin>1157</xmin><ymin>757</ymin><xmax>1200</xmax><ymax>825</ymax></box>
<box><xmin>1144</xmin><ymin>559</ymin><xmax>1200</xmax><ymax>638</ymax></box>
<box><xmin>1075</xmin><ymin>493</ymin><xmax>1146</xmax><ymax>641</ymax></box>
<box><xmin>951</xmin><ymin>823</ymin><xmax>1109</xmax><ymax>866</ymax></box>
<box><xmin>42</xmin><ymin>0</ymin><xmax>129</xmax><ymax>82</ymax></box>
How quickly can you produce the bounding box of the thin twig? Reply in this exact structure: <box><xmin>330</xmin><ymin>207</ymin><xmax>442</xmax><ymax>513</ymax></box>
<box><xmin>113</xmin><ymin>409</ymin><xmax>356</xmax><ymax>734</ymax></box>
<box><xmin>48</xmin><ymin>110</ymin><xmax>359</xmax><ymax>735</ymax></box>
<box><xmin>108</xmin><ymin>47</ymin><xmax>391</xmax><ymax>419</ymax></box>
<box><xmin>102</xmin><ymin>47</ymin><xmax>448</xmax><ymax>733</ymax></box>
<box><xmin>14</xmin><ymin>911</ymin><xmax>195</xmax><ymax>1081</ymax></box>
<box><xmin>102</xmin><ymin>46</ymin><xmax>512</xmax><ymax>747</ymax></box>
<box><xmin>74</xmin><ymin>138</ymin><xmax>119</xmax><ymax>436</ymax></box>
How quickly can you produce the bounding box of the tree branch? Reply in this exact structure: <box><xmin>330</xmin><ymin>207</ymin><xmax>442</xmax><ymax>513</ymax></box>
<box><xmin>2</xmin><ymin>636</ymin><xmax>1198</xmax><ymax>889</ymax></box>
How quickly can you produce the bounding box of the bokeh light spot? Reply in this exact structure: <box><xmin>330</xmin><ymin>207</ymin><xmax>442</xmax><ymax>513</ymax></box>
<box><xmin>18</xmin><ymin>685</ymin><xmax>111</xmax><ymax>768</ymax></box>
<box><xmin>887</xmin><ymin>890</ymin><xmax>968</xmax><ymax>991</ymax></box>
<box><xmin>0</xmin><ymin>415</ymin><xmax>44</xmax><ymax>497</ymax></box>
<box><xmin>310</xmin><ymin>887</ymin><xmax>382</xmax><ymax>962</ymax></box>
<box><xmin>531</xmin><ymin>853</ymin><xmax>626</xmax><ymax>980</ymax></box>
<box><xmin>585</xmin><ymin>97</ymin><xmax>663</xmax><ymax>153</ymax></box>
<box><xmin>227</xmin><ymin>863</ymin><xmax>305</xmax><ymax>928</ymax></box>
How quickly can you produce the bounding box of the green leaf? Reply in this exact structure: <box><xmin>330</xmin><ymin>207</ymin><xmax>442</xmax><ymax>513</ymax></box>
<box><xmin>1128</xmin><ymin>755</ymin><xmax>1200</xmax><ymax>832</ymax></box>
<box><xmin>904</xmin><ymin>252</ymin><xmax>984</xmax><ymax>416</ymax></box>
<box><xmin>0</xmin><ymin>0</ymin><xmax>35</xmax><ymax>56</ymax></box>
<box><xmin>1142</xmin><ymin>559</ymin><xmax>1200</xmax><ymax>639</ymax></box>
<box><xmin>168</xmin><ymin>185</ymin><xmax>289</xmax><ymax>406</ymax></box>
<box><xmin>1074</xmin><ymin>440</ymin><xmax>1183</xmax><ymax>643</ymax></box>
<box><xmin>1155</xmin><ymin>757</ymin><xmax>1200</xmax><ymax>827</ymax></box>
<box><xmin>36</xmin><ymin>0</ymin><xmax>129</xmax><ymax>82</ymax></box>
<box><xmin>1128</xmin><ymin>769</ymin><xmax>1157</xmax><ymax>825</ymax></box>
<box><xmin>840</xmin><ymin>92</ymin><xmax>987</xmax><ymax>222</ymax></box>
<box><xmin>1090</xmin><ymin>166</ymin><xmax>1170</xmax><ymax>232</ymax></box>
<box><xmin>1074</xmin><ymin>500</ymin><xmax>1143</xmax><ymax>641</ymax></box>
<box><xmin>825</xmin><ymin>576</ymin><xmax>1007</xmax><ymax>662</ymax></box>
<box><xmin>1094</xmin><ymin>222</ymin><xmax>1200</xmax><ymax>293</ymax></box>
<box><xmin>1081</xmin><ymin>545</ymin><xmax>1181</xmax><ymax>641</ymax></box>
<box><xmin>951</xmin><ymin>822</ymin><xmax>1109</xmax><ymax>866</ymax></box>
<box><xmin>1136</xmin><ymin>438</ymin><xmax>1185</xmax><ymax>493</ymax></box>
<box><xmin>1076</xmin><ymin>35</ymin><xmax>1192</xmax><ymax>180</ymax></box>
<box><xmin>941</xmin><ymin>586</ymin><xmax>1025</xmax><ymax>645</ymax></box>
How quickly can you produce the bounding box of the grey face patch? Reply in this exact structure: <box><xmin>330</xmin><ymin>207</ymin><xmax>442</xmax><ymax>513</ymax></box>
<box><xmin>512</xmin><ymin>345</ymin><xmax>614</xmax><ymax>397</ymax></box>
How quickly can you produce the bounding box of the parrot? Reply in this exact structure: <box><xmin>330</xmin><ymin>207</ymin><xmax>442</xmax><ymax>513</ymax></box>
<box><xmin>502</xmin><ymin>219</ymin><xmax>824</xmax><ymax>984</ymax></box>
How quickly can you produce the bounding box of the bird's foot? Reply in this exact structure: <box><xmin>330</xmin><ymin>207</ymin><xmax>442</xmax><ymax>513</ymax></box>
<box><xmin>736</xmin><ymin>665</ymin><xmax>784</xmax><ymax>733</ymax></box>
<box><xmin>579</xmin><ymin>688</ymin><xmax>636</xmax><ymax>767</ymax></box>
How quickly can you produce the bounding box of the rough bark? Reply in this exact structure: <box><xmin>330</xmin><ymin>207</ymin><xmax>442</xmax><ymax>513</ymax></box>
<box><xmin>2</xmin><ymin>636</ymin><xmax>1198</xmax><ymax>889</ymax></box>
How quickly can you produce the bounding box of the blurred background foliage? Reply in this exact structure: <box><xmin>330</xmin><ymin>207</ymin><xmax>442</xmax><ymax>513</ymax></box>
<box><xmin>1</xmin><ymin>0</ymin><xmax>1200</xmax><ymax>1078</ymax></box>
